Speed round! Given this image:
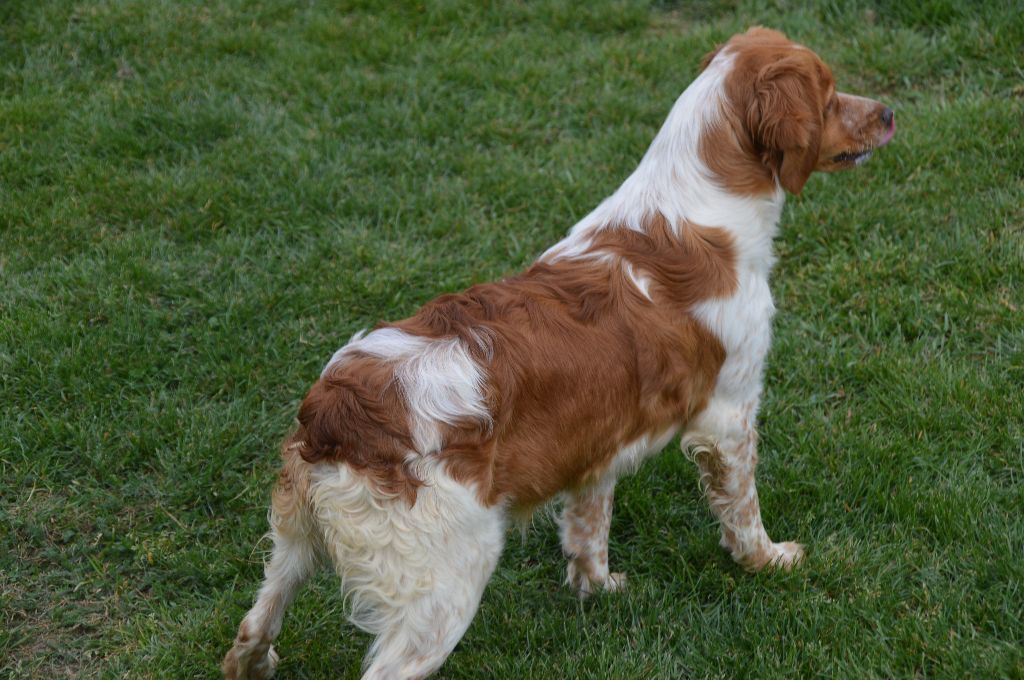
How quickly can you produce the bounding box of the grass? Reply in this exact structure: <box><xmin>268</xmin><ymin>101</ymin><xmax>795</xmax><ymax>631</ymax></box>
<box><xmin>1</xmin><ymin>0</ymin><xmax>1022</xmax><ymax>677</ymax></box>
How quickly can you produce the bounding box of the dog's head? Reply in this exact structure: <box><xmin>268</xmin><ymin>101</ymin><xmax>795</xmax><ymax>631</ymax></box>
<box><xmin>705</xmin><ymin>27</ymin><xmax>895</xmax><ymax>194</ymax></box>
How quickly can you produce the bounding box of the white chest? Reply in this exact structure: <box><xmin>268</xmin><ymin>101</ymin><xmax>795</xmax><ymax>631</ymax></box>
<box><xmin>693</xmin><ymin>269</ymin><xmax>776</xmax><ymax>407</ymax></box>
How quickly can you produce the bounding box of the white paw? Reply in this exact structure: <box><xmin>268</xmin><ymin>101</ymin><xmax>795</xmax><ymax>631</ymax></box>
<box><xmin>767</xmin><ymin>541</ymin><xmax>805</xmax><ymax>570</ymax></box>
<box><xmin>223</xmin><ymin>641</ymin><xmax>278</xmax><ymax>680</ymax></box>
<box><xmin>605</xmin><ymin>571</ymin><xmax>628</xmax><ymax>592</ymax></box>
<box><xmin>566</xmin><ymin>562</ymin><xmax>628</xmax><ymax>596</ymax></box>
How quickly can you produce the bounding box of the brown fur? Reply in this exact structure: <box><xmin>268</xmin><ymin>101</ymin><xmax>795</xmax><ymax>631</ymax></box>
<box><xmin>297</xmin><ymin>356</ymin><xmax>421</xmax><ymax>503</ymax></box>
<box><xmin>296</xmin><ymin>214</ymin><xmax>735</xmax><ymax>511</ymax></box>
<box><xmin>701</xmin><ymin>27</ymin><xmax>891</xmax><ymax>196</ymax></box>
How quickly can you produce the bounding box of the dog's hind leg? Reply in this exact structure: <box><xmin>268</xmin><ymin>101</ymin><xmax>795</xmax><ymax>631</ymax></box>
<box><xmin>309</xmin><ymin>462</ymin><xmax>505</xmax><ymax>680</ymax></box>
<box><xmin>223</xmin><ymin>450</ymin><xmax>319</xmax><ymax>680</ymax></box>
<box><xmin>357</xmin><ymin>539</ymin><xmax>502</xmax><ymax>680</ymax></box>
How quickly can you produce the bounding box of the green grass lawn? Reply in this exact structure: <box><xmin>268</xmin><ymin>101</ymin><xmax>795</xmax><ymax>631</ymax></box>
<box><xmin>2</xmin><ymin>0</ymin><xmax>1022</xmax><ymax>677</ymax></box>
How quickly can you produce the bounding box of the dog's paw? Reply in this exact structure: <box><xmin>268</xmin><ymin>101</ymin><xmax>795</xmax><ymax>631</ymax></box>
<box><xmin>567</xmin><ymin>562</ymin><xmax>628</xmax><ymax>597</ymax></box>
<box><xmin>605</xmin><ymin>571</ymin><xmax>628</xmax><ymax>592</ymax></box>
<box><xmin>767</xmin><ymin>541</ymin><xmax>805</xmax><ymax>571</ymax></box>
<box><xmin>223</xmin><ymin>636</ymin><xmax>279</xmax><ymax>680</ymax></box>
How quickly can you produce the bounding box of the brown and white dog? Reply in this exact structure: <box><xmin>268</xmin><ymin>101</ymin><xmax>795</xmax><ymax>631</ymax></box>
<box><xmin>224</xmin><ymin>27</ymin><xmax>895</xmax><ymax>679</ymax></box>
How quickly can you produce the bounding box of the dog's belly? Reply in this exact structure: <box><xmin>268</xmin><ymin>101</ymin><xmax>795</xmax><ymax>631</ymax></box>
<box><xmin>602</xmin><ymin>425</ymin><xmax>681</xmax><ymax>481</ymax></box>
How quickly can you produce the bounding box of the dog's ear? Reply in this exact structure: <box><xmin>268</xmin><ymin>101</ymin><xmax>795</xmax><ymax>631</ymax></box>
<box><xmin>747</xmin><ymin>55</ymin><xmax>822</xmax><ymax>194</ymax></box>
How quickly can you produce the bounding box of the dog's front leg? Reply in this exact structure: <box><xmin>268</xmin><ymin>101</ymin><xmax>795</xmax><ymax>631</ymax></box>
<box><xmin>560</xmin><ymin>478</ymin><xmax>627</xmax><ymax>596</ymax></box>
<box><xmin>684</xmin><ymin>401</ymin><xmax>804</xmax><ymax>571</ymax></box>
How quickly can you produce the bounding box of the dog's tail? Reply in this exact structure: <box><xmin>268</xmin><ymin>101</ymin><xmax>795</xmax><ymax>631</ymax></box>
<box><xmin>295</xmin><ymin>362</ymin><xmax>422</xmax><ymax>502</ymax></box>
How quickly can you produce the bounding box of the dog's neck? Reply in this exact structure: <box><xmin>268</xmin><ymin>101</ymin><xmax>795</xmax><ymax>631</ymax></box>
<box><xmin>543</xmin><ymin>50</ymin><xmax>785</xmax><ymax>278</ymax></box>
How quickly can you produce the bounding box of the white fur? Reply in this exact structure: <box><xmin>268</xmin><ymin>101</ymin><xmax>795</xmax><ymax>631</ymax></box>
<box><xmin>323</xmin><ymin>327</ymin><xmax>491</xmax><ymax>454</ymax></box>
<box><xmin>623</xmin><ymin>263</ymin><xmax>653</xmax><ymax>300</ymax></box>
<box><xmin>542</xmin><ymin>50</ymin><xmax>785</xmax><ymax>273</ymax></box>
<box><xmin>604</xmin><ymin>426</ymin><xmax>680</xmax><ymax>481</ymax></box>
<box><xmin>309</xmin><ymin>459</ymin><xmax>505</xmax><ymax>679</ymax></box>
<box><xmin>223</xmin><ymin>448</ymin><xmax>323</xmax><ymax>679</ymax></box>
<box><xmin>314</xmin><ymin>330</ymin><xmax>500</xmax><ymax>677</ymax></box>
<box><xmin>692</xmin><ymin>268</ymin><xmax>775</xmax><ymax>407</ymax></box>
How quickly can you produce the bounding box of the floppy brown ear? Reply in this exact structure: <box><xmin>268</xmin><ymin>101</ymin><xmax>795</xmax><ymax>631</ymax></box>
<box><xmin>746</xmin><ymin>56</ymin><xmax>822</xmax><ymax>194</ymax></box>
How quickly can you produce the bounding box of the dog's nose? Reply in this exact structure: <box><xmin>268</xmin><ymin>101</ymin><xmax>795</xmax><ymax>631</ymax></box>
<box><xmin>880</xmin><ymin>107</ymin><xmax>894</xmax><ymax>127</ymax></box>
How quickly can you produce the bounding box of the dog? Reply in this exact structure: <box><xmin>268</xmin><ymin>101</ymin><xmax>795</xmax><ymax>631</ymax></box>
<box><xmin>223</xmin><ymin>27</ymin><xmax>895</xmax><ymax>679</ymax></box>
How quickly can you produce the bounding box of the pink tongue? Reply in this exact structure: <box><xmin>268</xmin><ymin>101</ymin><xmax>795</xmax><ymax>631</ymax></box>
<box><xmin>879</xmin><ymin>120</ymin><xmax>896</xmax><ymax>146</ymax></box>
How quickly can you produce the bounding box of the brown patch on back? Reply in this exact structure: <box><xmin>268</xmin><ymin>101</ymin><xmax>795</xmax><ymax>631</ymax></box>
<box><xmin>295</xmin><ymin>214</ymin><xmax>737</xmax><ymax>510</ymax></box>
<box><xmin>589</xmin><ymin>213</ymin><xmax>737</xmax><ymax>306</ymax></box>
